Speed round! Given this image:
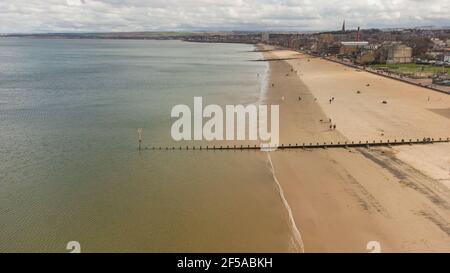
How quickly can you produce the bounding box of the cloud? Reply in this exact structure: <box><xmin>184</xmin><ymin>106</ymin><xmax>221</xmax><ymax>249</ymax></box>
<box><xmin>0</xmin><ymin>0</ymin><xmax>448</xmax><ymax>33</ymax></box>
<box><xmin>66</xmin><ymin>0</ymin><xmax>85</xmax><ymax>6</ymax></box>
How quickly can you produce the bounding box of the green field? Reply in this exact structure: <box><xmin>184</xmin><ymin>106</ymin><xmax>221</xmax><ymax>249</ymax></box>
<box><xmin>370</xmin><ymin>63</ymin><xmax>449</xmax><ymax>75</ymax></box>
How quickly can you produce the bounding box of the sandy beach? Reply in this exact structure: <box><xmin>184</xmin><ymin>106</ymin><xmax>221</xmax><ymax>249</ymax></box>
<box><xmin>261</xmin><ymin>45</ymin><xmax>450</xmax><ymax>252</ymax></box>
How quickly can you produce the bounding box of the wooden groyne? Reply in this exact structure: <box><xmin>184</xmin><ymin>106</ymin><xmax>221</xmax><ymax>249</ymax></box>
<box><xmin>141</xmin><ymin>137</ymin><xmax>450</xmax><ymax>151</ymax></box>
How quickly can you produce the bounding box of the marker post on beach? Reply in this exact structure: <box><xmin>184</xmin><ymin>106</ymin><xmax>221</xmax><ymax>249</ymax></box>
<box><xmin>138</xmin><ymin>128</ymin><xmax>143</xmax><ymax>151</ymax></box>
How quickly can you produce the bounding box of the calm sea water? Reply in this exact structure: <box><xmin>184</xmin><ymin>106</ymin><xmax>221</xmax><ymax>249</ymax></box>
<box><xmin>0</xmin><ymin>38</ymin><xmax>295</xmax><ymax>252</ymax></box>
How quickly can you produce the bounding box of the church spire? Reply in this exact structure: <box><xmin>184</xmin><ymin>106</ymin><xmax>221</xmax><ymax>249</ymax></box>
<box><xmin>342</xmin><ymin>20</ymin><xmax>346</xmax><ymax>32</ymax></box>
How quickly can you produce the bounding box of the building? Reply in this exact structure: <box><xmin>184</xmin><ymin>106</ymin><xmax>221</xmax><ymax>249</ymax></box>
<box><xmin>431</xmin><ymin>38</ymin><xmax>446</xmax><ymax>50</ymax></box>
<box><xmin>386</xmin><ymin>44</ymin><xmax>413</xmax><ymax>64</ymax></box>
<box><xmin>340</xmin><ymin>41</ymin><xmax>369</xmax><ymax>55</ymax></box>
<box><xmin>445</xmin><ymin>54</ymin><xmax>450</xmax><ymax>63</ymax></box>
<box><xmin>326</xmin><ymin>43</ymin><xmax>342</xmax><ymax>55</ymax></box>
<box><xmin>261</xmin><ymin>32</ymin><xmax>270</xmax><ymax>43</ymax></box>
<box><xmin>356</xmin><ymin>51</ymin><xmax>376</xmax><ymax>64</ymax></box>
<box><xmin>320</xmin><ymin>33</ymin><xmax>334</xmax><ymax>43</ymax></box>
<box><xmin>440</xmin><ymin>48</ymin><xmax>450</xmax><ymax>63</ymax></box>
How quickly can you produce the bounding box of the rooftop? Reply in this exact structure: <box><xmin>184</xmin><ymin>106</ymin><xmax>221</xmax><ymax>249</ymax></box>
<box><xmin>341</xmin><ymin>41</ymin><xmax>369</xmax><ymax>46</ymax></box>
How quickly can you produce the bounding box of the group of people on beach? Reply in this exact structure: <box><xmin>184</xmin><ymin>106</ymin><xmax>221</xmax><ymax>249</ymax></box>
<box><xmin>273</xmin><ymin>69</ymin><xmax>342</xmax><ymax>132</ymax></box>
<box><xmin>328</xmin><ymin>118</ymin><xmax>337</xmax><ymax>130</ymax></box>
<box><xmin>328</xmin><ymin>98</ymin><xmax>337</xmax><ymax>129</ymax></box>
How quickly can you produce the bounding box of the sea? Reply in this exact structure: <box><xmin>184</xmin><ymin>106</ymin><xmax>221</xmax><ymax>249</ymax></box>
<box><xmin>0</xmin><ymin>38</ymin><xmax>298</xmax><ymax>252</ymax></box>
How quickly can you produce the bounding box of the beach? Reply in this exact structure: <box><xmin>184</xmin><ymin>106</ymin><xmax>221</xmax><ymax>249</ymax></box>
<box><xmin>261</xmin><ymin>45</ymin><xmax>450</xmax><ymax>252</ymax></box>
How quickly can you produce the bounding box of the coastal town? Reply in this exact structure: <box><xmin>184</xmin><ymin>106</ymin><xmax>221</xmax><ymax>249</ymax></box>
<box><xmin>183</xmin><ymin>23</ymin><xmax>450</xmax><ymax>93</ymax></box>
<box><xmin>263</xmin><ymin>23</ymin><xmax>450</xmax><ymax>93</ymax></box>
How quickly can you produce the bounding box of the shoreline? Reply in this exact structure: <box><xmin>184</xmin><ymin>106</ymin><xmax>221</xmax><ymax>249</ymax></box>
<box><xmin>261</xmin><ymin>45</ymin><xmax>450</xmax><ymax>252</ymax></box>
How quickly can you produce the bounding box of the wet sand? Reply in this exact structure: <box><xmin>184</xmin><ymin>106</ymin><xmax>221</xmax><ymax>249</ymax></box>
<box><xmin>261</xmin><ymin>45</ymin><xmax>450</xmax><ymax>252</ymax></box>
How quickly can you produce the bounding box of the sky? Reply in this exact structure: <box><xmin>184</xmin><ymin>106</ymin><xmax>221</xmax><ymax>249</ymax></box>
<box><xmin>0</xmin><ymin>0</ymin><xmax>449</xmax><ymax>33</ymax></box>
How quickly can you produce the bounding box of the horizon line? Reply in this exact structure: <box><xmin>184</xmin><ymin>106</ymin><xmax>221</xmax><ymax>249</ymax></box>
<box><xmin>2</xmin><ymin>25</ymin><xmax>450</xmax><ymax>36</ymax></box>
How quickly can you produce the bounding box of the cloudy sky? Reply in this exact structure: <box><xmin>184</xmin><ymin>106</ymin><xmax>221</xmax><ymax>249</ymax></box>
<box><xmin>0</xmin><ymin>0</ymin><xmax>448</xmax><ymax>33</ymax></box>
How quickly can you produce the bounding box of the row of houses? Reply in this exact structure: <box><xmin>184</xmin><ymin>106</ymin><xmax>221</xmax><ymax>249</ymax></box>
<box><xmin>339</xmin><ymin>41</ymin><xmax>413</xmax><ymax>65</ymax></box>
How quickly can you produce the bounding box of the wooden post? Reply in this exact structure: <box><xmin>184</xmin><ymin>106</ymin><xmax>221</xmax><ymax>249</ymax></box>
<box><xmin>137</xmin><ymin>128</ymin><xmax>143</xmax><ymax>151</ymax></box>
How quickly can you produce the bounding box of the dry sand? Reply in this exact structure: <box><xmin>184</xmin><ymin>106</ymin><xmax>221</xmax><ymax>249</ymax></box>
<box><xmin>261</xmin><ymin>45</ymin><xmax>450</xmax><ymax>252</ymax></box>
